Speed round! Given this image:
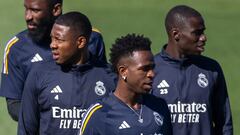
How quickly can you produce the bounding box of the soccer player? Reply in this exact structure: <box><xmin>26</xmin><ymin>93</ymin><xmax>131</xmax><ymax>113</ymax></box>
<box><xmin>17</xmin><ymin>12</ymin><xmax>116</xmax><ymax>135</ymax></box>
<box><xmin>152</xmin><ymin>5</ymin><xmax>233</xmax><ymax>135</ymax></box>
<box><xmin>0</xmin><ymin>0</ymin><xmax>107</xmax><ymax>121</ymax></box>
<box><xmin>79</xmin><ymin>34</ymin><xmax>172</xmax><ymax>135</ymax></box>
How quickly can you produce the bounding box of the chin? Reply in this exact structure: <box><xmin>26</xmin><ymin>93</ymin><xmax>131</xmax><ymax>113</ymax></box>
<box><xmin>189</xmin><ymin>52</ymin><xmax>202</xmax><ymax>56</ymax></box>
<box><xmin>55</xmin><ymin>61</ymin><xmax>62</xmax><ymax>65</ymax></box>
<box><xmin>196</xmin><ymin>52</ymin><xmax>202</xmax><ymax>55</ymax></box>
<box><xmin>28</xmin><ymin>30</ymin><xmax>45</xmax><ymax>42</ymax></box>
<box><xmin>142</xmin><ymin>88</ymin><xmax>152</xmax><ymax>94</ymax></box>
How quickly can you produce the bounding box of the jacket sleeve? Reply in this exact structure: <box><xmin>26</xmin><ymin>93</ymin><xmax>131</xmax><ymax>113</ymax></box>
<box><xmin>0</xmin><ymin>37</ymin><xmax>25</xmax><ymax>100</ymax></box>
<box><xmin>6</xmin><ymin>98</ymin><xmax>21</xmax><ymax>121</ymax></box>
<box><xmin>17</xmin><ymin>69</ymin><xmax>40</xmax><ymax>135</ymax></box>
<box><xmin>212</xmin><ymin>64</ymin><xmax>233</xmax><ymax>135</ymax></box>
<box><xmin>88</xmin><ymin>29</ymin><xmax>107</xmax><ymax>64</ymax></box>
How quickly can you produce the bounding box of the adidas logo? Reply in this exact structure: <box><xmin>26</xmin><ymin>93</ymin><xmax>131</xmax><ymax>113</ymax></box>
<box><xmin>51</xmin><ymin>85</ymin><xmax>63</xmax><ymax>100</ymax></box>
<box><xmin>31</xmin><ymin>53</ymin><xmax>43</xmax><ymax>62</ymax></box>
<box><xmin>119</xmin><ymin>121</ymin><xmax>130</xmax><ymax>129</ymax></box>
<box><xmin>157</xmin><ymin>80</ymin><xmax>169</xmax><ymax>94</ymax></box>
<box><xmin>51</xmin><ymin>85</ymin><xmax>63</xmax><ymax>93</ymax></box>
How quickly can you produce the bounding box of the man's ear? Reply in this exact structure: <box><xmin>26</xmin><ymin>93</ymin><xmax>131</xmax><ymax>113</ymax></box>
<box><xmin>77</xmin><ymin>36</ymin><xmax>87</xmax><ymax>49</ymax></box>
<box><xmin>52</xmin><ymin>3</ymin><xmax>62</xmax><ymax>17</ymax></box>
<box><xmin>118</xmin><ymin>64</ymin><xmax>127</xmax><ymax>80</ymax></box>
<box><xmin>171</xmin><ymin>28</ymin><xmax>180</xmax><ymax>41</ymax></box>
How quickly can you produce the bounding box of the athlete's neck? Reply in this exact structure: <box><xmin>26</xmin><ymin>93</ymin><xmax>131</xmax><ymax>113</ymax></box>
<box><xmin>166</xmin><ymin>42</ymin><xmax>186</xmax><ymax>59</ymax></box>
<box><xmin>114</xmin><ymin>85</ymin><xmax>142</xmax><ymax>110</ymax></box>
<box><xmin>75</xmin><ymin>49</ymin><xmax>89</xmax><ymax>65</ymax></box>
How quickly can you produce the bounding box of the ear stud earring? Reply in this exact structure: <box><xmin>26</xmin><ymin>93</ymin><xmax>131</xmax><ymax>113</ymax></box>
<box><xmin>122</xmin><ymin>76</ymin><xmax>126</xmax><ymax>81</ymax></box>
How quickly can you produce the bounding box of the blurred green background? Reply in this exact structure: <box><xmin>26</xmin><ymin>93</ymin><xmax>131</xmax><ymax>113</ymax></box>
<box><xmin>0</xmin><ymin>0</ymin><xmax>239</xmax><ymax>134</ymax></box>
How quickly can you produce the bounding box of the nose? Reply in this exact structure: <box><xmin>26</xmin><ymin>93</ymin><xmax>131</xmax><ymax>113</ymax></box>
<box><xmin>200</xmin><ymin>34</ymin><xmax>207</xmax><ymax>42</ymax></box>
<box><xmin>50</xmin><ymin>39</ymin><xmax>58</xmax><ymax>50</ymax></box>
<box><xmin>147</xmin><ymin>69</ymin><xmax>155</xmax><ymax>79</ymax></box>
<box><xmin>25</xmin><ymin>9</ymin><xmax>33</xmax><ymax>21</ymax></box>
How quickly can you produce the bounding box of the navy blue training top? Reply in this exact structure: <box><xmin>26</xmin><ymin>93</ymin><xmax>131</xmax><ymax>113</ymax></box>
<box><xmin>17</xmin><ymin>58</ymin><xmax>116</xmax><ymax>135</ymax></box>
<box><xmin>0</xmin><ymin>29</ymin><xmax>107</xmax><ymax>99</ymax></box>
<box><xmin>152</xmin><ymin>47</ymin><xmax>233</xmax><ymax>135</ymax></box>
<box><xmin>79</xmin><ymin>93</ymin><xmax>172</xmax><ymax>135</ymax></box>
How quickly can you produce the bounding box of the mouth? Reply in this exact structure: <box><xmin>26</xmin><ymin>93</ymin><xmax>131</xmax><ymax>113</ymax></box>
<box><xmin>27</xmin><ymin>22</ymin><xmax>37</xmax><ymax>30</ymax></box>
<box><xmin>196</xmin><ymin>44</ymin><xmax>205</xmax><ymax>52</ymax></box>
<box><xmin>144</xmin><ymin>81</ymin><xmax>153</xmax><ymax>89</ymax></box>
<box><xmin>52</xmin><ymin>52</ymin><xmax>60</xmax><ymax>60</ymax></box>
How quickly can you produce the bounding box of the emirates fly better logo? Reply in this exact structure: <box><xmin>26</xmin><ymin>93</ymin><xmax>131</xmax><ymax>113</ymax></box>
<box><xmin>168</xmin><ymin>101</ymin><xmax>207</xmax><ymax>123</ymax></box>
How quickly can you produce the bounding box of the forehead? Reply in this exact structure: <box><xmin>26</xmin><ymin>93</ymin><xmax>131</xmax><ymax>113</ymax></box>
<box><xmin>182</xmin><ymin>16</ymin><xmax>205</xmax><ymax>31</ymax></box>
<box><xmin>128</xmin><ymin>50</ymin><xmax>154</xmax><ymax>66</ymax></box>
<box><xmin>51</xmin><ymin>24</ymin><xmax>71</xmax><ymax>37</ymax></box>
<box><xmin>24</xmin><ymin>0</ymin><xmax>49</xmax><ymax>8</ymax></box>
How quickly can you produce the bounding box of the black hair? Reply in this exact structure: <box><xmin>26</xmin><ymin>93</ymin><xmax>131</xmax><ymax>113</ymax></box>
<box><xmin>55</xmin><ymin>11</ymin><xmax>92</xmax><ymax>40</ymax></box>
<box><xmin>49</xmin><ymin>0</ymin><xmax>63</xmax><ymax>7</ymax></box>
<box><xmin>165</xmin><ymin>5</ymin><xmax>202</xmax><ymax>34</ymax></box>
<box><xmin>109</xmin><ymin>33</ymin><xmax>151</xmax><ymax>73</ymax></box>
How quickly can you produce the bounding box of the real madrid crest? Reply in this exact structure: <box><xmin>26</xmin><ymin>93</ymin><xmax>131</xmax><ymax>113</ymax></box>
<box><xmin>197</xmin><ymin>73</ymin><xmax>208</xmax><ymax>88</ymax></box>
<box><xmin>153</xmin><ymin>112</ymin><xmax>163</xmax><ymax>126</ymax></box>
<box><xmin>95</xmin><ymin>81</ymin><xmax>106</xmax><ymax>96</ymax></box>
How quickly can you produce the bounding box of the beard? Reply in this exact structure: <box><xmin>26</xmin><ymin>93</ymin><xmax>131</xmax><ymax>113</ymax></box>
<box><xmin>27</xmin><ymin>17</ymin><xmax>54</xmax><ymax>43</ymax></box>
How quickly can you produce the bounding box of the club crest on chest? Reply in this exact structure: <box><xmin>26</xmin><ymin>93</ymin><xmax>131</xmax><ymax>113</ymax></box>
<box><xmin>95</xmin><ymin>81</ymin><xmax>106</xmax><ymax>96</ymax></box>
<box><xmin>153</xmin><ymin>112</ymin><xmax>163</xmax><ymax>126</ymax></box>
<box><xmin>197</xmin><ymin>73</ymin><xmax>208</xmax><ymax>88</ymax></box>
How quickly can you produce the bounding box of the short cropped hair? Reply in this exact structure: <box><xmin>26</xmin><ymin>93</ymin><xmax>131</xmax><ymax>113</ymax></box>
<box><xmin>55</xmin><ymin>11</ymin><xmax>92</xmax><ymax>41</ymax></box>
<box><xmin>165</xmin><ymin>5</ymin><xmax>202</xmax><ymax>34</ymax></box>
<box><xmin>49</xmin><ymin>0</ymin><xmax>63</xmax><ymax>7</ymax></box>
<box><xmin>110</xmin><ymin>34</ymin><xmax>151</xmax><ymax>73</ymax></box>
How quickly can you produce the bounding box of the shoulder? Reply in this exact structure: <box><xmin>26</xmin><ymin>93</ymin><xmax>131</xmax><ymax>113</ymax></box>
<box><xmin>15</xmin><ymin>30</ymin><xmax>28</xmax><ymax>38</ymax></box>
<box><xmin>91</xmin><ymin>27</ymin><xmax>102</xmax><ymax>36</ymax></box>
<box><xmin>154</xmin><ymin>46</ymin><xmax>166</xmax><ymax>59</ymax></box>
<box><xmin>4</xmin><ymin>30</ymin><xmax>26</xmax><ymax>50</ymax></box>
<box><xmin>90</xmin><ymin>27</ymin><xmax>103</xmax><ymax>40</ymax></box>
<box><xmin>189</xmin><ymin>55</ymin><xmax>222</xmax><ymax>71</ymax></box>
<box><xmin>3</xmin><ymin>30</ymin><xmax>32</xmax><ymax>56</ymax></box>
<box><xmin>91</xmin><ymin>65</ymin><xmax>117</xmax><ymax>82</ymax></box>
<box><xmin>1</xmin><ymin>30</ymin><xmax>30</xmax><ymax>74</ymax></box>
<box><xmin>29</xmin><ymin>61</ymin><xmax>59</xmax><ymax>76</ymax></box>
<box><xmin>154</xmin><ymin>53</ymin><xmax>161</xmax><ymax>62</ymax></box>
<box><xmin>154</xmin><ymin>52</ymin><xmax>162</xmax><ymax>59</ymax></box>
<box><xmin>144</xmin><ymin>94</ymin><xmax>167</xmax><ymax>106</ymax></box>
<box><xmin>80</xmin><ymin>102</ymin><xmax>108</xmax><ymax>134</ymax></box>
<box><xmin>93</xmin><ymin>64</ymin><xmax>113</xmax><ymax>73</ymax></box>
<box><xmin>154</xmin><ymin>52</ymin><xmax>165</xmax><ymax>65</ymax></box>
<box><xmin>91</xmin><ymin>62</ymin><xmax>115</xmax><ymax>75</ymax></box>
<box><xmin>7</xmin><ymin>30</ymin><xmax>29</xmax><ymax>47</ymax></box>
<box><xmin>191</xmin><ymin>55</ymin><xmax>219</xmax><ymax>65</ymax></box>
<box><xmin>82</xmin><ymin>96</ymin><xmax>113</xmax><ymax>123</ymax></box>
<box><xmin>143</xmin><ymin>94</ymin><xmax>169</xmax><ymax>112</ymax></box>
<box><xmin>84</xmin><ymin>96</ymin><xmax>112</xmax><ymax>116</ymax></box>
<box><xmin>84</xmin><ymin>102</ymin><xmax>105</xmax><ymax>119</ymax></box>
<box><xmin>25</xmin><ymin>61</ymin><xmax>60</xmax><ymax>90</ymax></box>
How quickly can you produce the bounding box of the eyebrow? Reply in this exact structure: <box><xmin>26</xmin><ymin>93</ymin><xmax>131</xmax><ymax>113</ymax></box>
<box><xmin>138</xmin><ymin>63</ymin><xmax>155</xmax><ymax>70</ymax></box>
